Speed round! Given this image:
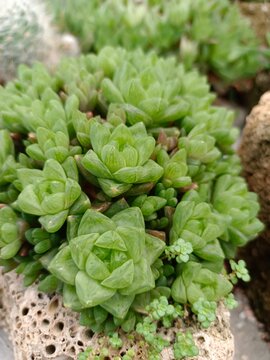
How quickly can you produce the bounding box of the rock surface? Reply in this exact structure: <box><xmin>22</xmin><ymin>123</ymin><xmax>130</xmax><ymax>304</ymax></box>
<box><xmin>0</xmin><ymin>271</ymin><xmax>234</xmax><ymax>360</ymax></box>
<box><xmin>239</xmin><ymin>91</ymin><xmax>270</xmax><ymax>332</ymax></box>
<box><xmin>238</xmin><ymin>2</ymin><xmax>270</xmax><ymax>45</ymax></box>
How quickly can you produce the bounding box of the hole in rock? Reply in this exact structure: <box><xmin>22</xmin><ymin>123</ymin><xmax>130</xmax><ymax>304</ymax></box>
<box><xmin>38</xmin><ymin>293</ymin><xmax>44</xmax><ymax>299</ymax></box>
<box><xmin>83</xmin><ymin>329</ymin><xmax>94</xmax><ymax>340</ymax></box>
<box><xmin>31</xmin><ymin>302</ymin><xmax>36</xmax><ymax>307</ymax></box>
<box><xmin>197</xmin><ymin>336</ymin><xmax>206</xmax><ymax>344</ymax></box>
<box><xmin>42</xmin><ymin>319</ymin><xmax>50</xmax><ymax>326</ymax></box>
<box><xmin>54</xmin><ymin>322</ymin><xmax>64</xmax><ymax>332</ymax></box>
<box><xmin>77</xmin><ymin>340</ymin><xmax>83</xmax><ymax>346</ymax></box>
<box><xmin>69</xmin><ymin>326</ymin><xmax>77</xmax><ymax>338</ymax></box>
<box><xmin>69</xmin><ymin>346</ymin><xmax>75</xmax><ymax>354</ymax></box>
<box><xmin>22</xmin><ymin>307</ymin><xmax>29</xmax><ymax>316</ymax></box>
<box><xmin>45</xmin><ymin>344</ymin><xmax>56</xmax><ymax>355</ymax></box>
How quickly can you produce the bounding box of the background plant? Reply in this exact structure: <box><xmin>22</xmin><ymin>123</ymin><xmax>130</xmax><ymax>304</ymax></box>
<box><xmin>0</xmin><ymin>47</ymin><xmax>264</xmax><ymax>358</ymax></box>
<box><xmin>47</xmin><ymin>0</ymin><xmax>267</xmax><ymax>82</ymax></box>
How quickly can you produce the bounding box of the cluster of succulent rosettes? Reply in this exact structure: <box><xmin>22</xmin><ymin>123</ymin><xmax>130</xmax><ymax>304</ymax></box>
<box><xmin>48</xmin><ymin>0</ymin><xmax>264</xmax><ymax>81</ymax></box>
<box><xmin>0</xmin><ymin>46</ymin><xmax>264</xmax><ymax>356</ymax></box>
<box><xmin>49</xmin><ymin>208</ymin><xmax>165</xmax><ymax>324</ymax></box>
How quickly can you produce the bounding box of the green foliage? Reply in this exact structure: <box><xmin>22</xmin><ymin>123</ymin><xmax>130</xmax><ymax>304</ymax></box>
<box><xmin>0</xmin><ymin>46</ymin><xmax>263</xmax><ymax>358</ymax></box>
<box><xmin>47</xmin><ymin>0</ymin><xmax>266</xmax><ymax>81</ymax></box>
<box><xmin>109</xmin><ymin>332</ymin><xmax>123</xmax><ymax>349</ymax></box>
<box><xmin>192</xmin><ymin>298</ymin><xmax>217</xmax><ymax>328</ymax></box>
<box><xmin>229</xmin><ymin>259</ymin><xmax>251</xmax><ymax>284</ymax></box>
<box><xmin>78</xmin><ymin>347</ymin><xmax>92</xmax><ymax>360</ymax></box>
<box><xmin>0</xmin><ymin>206</ymin><xmax>27</xmax><ymax>259</ymax></box>
<box><xmin>165</xmin><ymin>238</ymin><xmax>193</xmax><ymax>263</ymax></box>
<box><xmin>224</xmin><ymin>293</ymin><xmax>238</xmax><ymax>310</ymax></box>
<box><xmin>146</xmin><ymin>296</ymin><xmax>183</xmax><ymax>327</ymax></box>
<box><xmin>81</xmin><ymin>121</ymin><xmax>164</xmax><ymax>197</ymax></box>
<box><xmin>173</xmin><ymin>331</ymin><xmax>199</xmax><ymax>359</ymax></box>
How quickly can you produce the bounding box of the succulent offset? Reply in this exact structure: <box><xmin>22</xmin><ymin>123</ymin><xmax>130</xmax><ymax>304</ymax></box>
<box><xmin>0</xmin><ymin>47</ymin><xmax>264</xmax><ymax>358</ymax></box>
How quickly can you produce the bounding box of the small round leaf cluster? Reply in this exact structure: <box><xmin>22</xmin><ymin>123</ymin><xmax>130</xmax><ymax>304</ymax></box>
<box><xmin>165</xmin><ymin>238</ymin><xmax>193</xmax><ymax>263</ymax></box>
<box><xmin>229</xmin><ymin>260</ymin><xmax>251</xmax><ymax>284</ymax></box>
<box><xmin>146</xmin><ymin>296</ymin><xmax>184</xmax><ymax>328</ymax></box>
<box><xmin>224</xmin><ymin>294</ymin><xmax>238</xmax><ymax>310</ymax></box>
<box><xmin>173</xmin><ymin>331</ymin><xmax>199</xmax><ymax>359</ymax></box>
<box><xmin>192</xmin><ymin>298</ymin><xmax>217</xmax><ymax>328</ymax></box>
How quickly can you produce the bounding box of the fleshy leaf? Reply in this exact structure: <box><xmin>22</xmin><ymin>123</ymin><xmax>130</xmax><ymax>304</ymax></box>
<box><xmin>85</xmin><ymin>252</ymin><xmax>110</xmax><ymax>281</ymax></box>
<box><xmin>17</xmin><ymin>185</ymin><xmax>44</xmax><ymax>216</ymax></box>
<box><xmin>112</xmin><ymin>207</ymin><xmax>145</xmax><ymax>229</ymax></box>
<box><xmin>39</xmin><ymin>210</ymin><xmax>68</xmax><ymax>233</ymax></box>
<box><xmin>63</xmin><ymin>284</ymin><xmax>84</xmax><ymax>311</ymax></box>
<box><xmin>82</xmin><ymin>150</ymin><xmax>112</xmax><ymax>178</ymax></box>
<box><xmin>116</xmin><ymin>227</ymin><xmax>145</xmax><ymax>263</ymax></box>
<box><xmin>101</xmin><ymin>259</ymin><xmax>134</xmax><ymax>289</ymax></box>
<box><xmin>70</xmin><ymin>234</ymin><xmax>99</xmax><ymax>269</ymax></box>
<box><xmin>78</xmin><ymin>209</ymin><xmax>115</xmax><ymax>235</ymax></box>
<box><xmin>120</xmin><ymin>258</ymin><xmax>154</xmax><ymax>296</ymax></box>
<box><xmin>48</xmin><ymin>246</ymin><xmax>79</xmax><ymax>285</ymax></box>
<box><xmin>95</xmin><ymin>230</ymin><xmax>127</xmax><ymax>251</ymax></box>
<box><xmin>75</xmin><ymin>271</ymin><xmax>115</xmax><ymax>307</ymax></box>
<box><xmin>98</xmin><ymin>178</ymin><xmax>132</xmax><ymax>198</ymax></box>
<box><xmin>101</xmin><ymin>292</ymin><xmax>135</xmax><ymax>319</ymax></box>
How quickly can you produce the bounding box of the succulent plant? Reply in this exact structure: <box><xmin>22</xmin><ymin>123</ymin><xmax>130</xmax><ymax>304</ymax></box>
<box><xmin>0</xmin><ymin>206</ymin><xmax>28</xmax><ymax>259</ymax></box>
<box><xmin>49</xmin><ymin>207</ymin><xmax>165</xmax><ymax>320</ymax></box>
<box><xmin>0</xmin><ymin>46</ymin><xmax>264</xmax><ymax>357</ymax></box>
<box><xmin>48</xmin><ymin>0</ymin><xmax>266</xmax><ymax>81</ymax></box>
<box><xmin>81</xmin><ymin>121</ymin><xmax>164</xmax><ymax>197</ymax></box>
<box><xmin>16</xmin><ymin>158</ymin><xmax>84</xmax><ymax>232</ymax></box>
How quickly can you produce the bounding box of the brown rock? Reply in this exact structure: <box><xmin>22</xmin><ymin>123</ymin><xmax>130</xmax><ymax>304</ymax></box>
<box><xmin>238</xmin><ymin>2</ymin><xmax>270</xmax><ymax>45</ymax></box>
<box><xmin>239</xmin><ymin>91</ymin><xmax>270</xmax><ymax>332</ymax></box>
<box><xmin>0</xmin><ymin>271</ymin><xmax>234</xmax><ymax>360</ymax></box>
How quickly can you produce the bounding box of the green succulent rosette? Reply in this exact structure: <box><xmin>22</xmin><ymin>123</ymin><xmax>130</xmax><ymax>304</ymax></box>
<box><xmin>157</xmin><ymin>148</ymin><xmax>191</xmax><ymax>188</ymax></box>
<box><xmin>82</xmin><ymin>120</ymin><xmax>163</xmax><ymax>197</ymax></box>
<box><xmin>179</xmin><ymin>124</ymin><xmax>221</xmax><ymax>165</ymax></box>
<box><xmin>0</xmin><ymin>206</ymin><xmax>28</xmax><ymax>259</ymax></box>
<box><xmin>170</xmin><ymin>191</ymin><xmax>225</xmax><ymax>269</ymax></box>
<box><xmin>100</xmin><ymin>59</ymin><xmax>191</xmax><ymax>128</ymax></box>
<box><xmin>171</xmin><ymin>262</ymin><xmax>232</xmax><ymax>304</ymax></box>
<box><xmin>131</xmin><ymin>194</ymin><xmax>167</xmax><ymax>219</ymax></box>
<box><xmin>212</xmin><ymin>174</ymin><xmax>264</xmax><ymax>257</ymax></box>
<box><xmin>17</xmin><ymin>158</ymin><xmax>82</xmax><ymax>232</ymax></box>
<box><xmin>49</xmin><ymin>207</ymin><xmax>165</xmax><ymax>319</ymax></box>
<box><xmin>26</xmin><ymin>126</ymin><xmax>82</xmax><ymax>163</ymax></box>
<box><xmin>0</xmin><ymin>130</ymin><xmax>21</xmax><ymax>203</ymax></box>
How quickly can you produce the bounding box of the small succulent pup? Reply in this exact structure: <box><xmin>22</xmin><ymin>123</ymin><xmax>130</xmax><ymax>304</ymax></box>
<box><xmin>0</xmin><ymin>0</ymin><xmax>79</xmax><ymax>83</ymax></box>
